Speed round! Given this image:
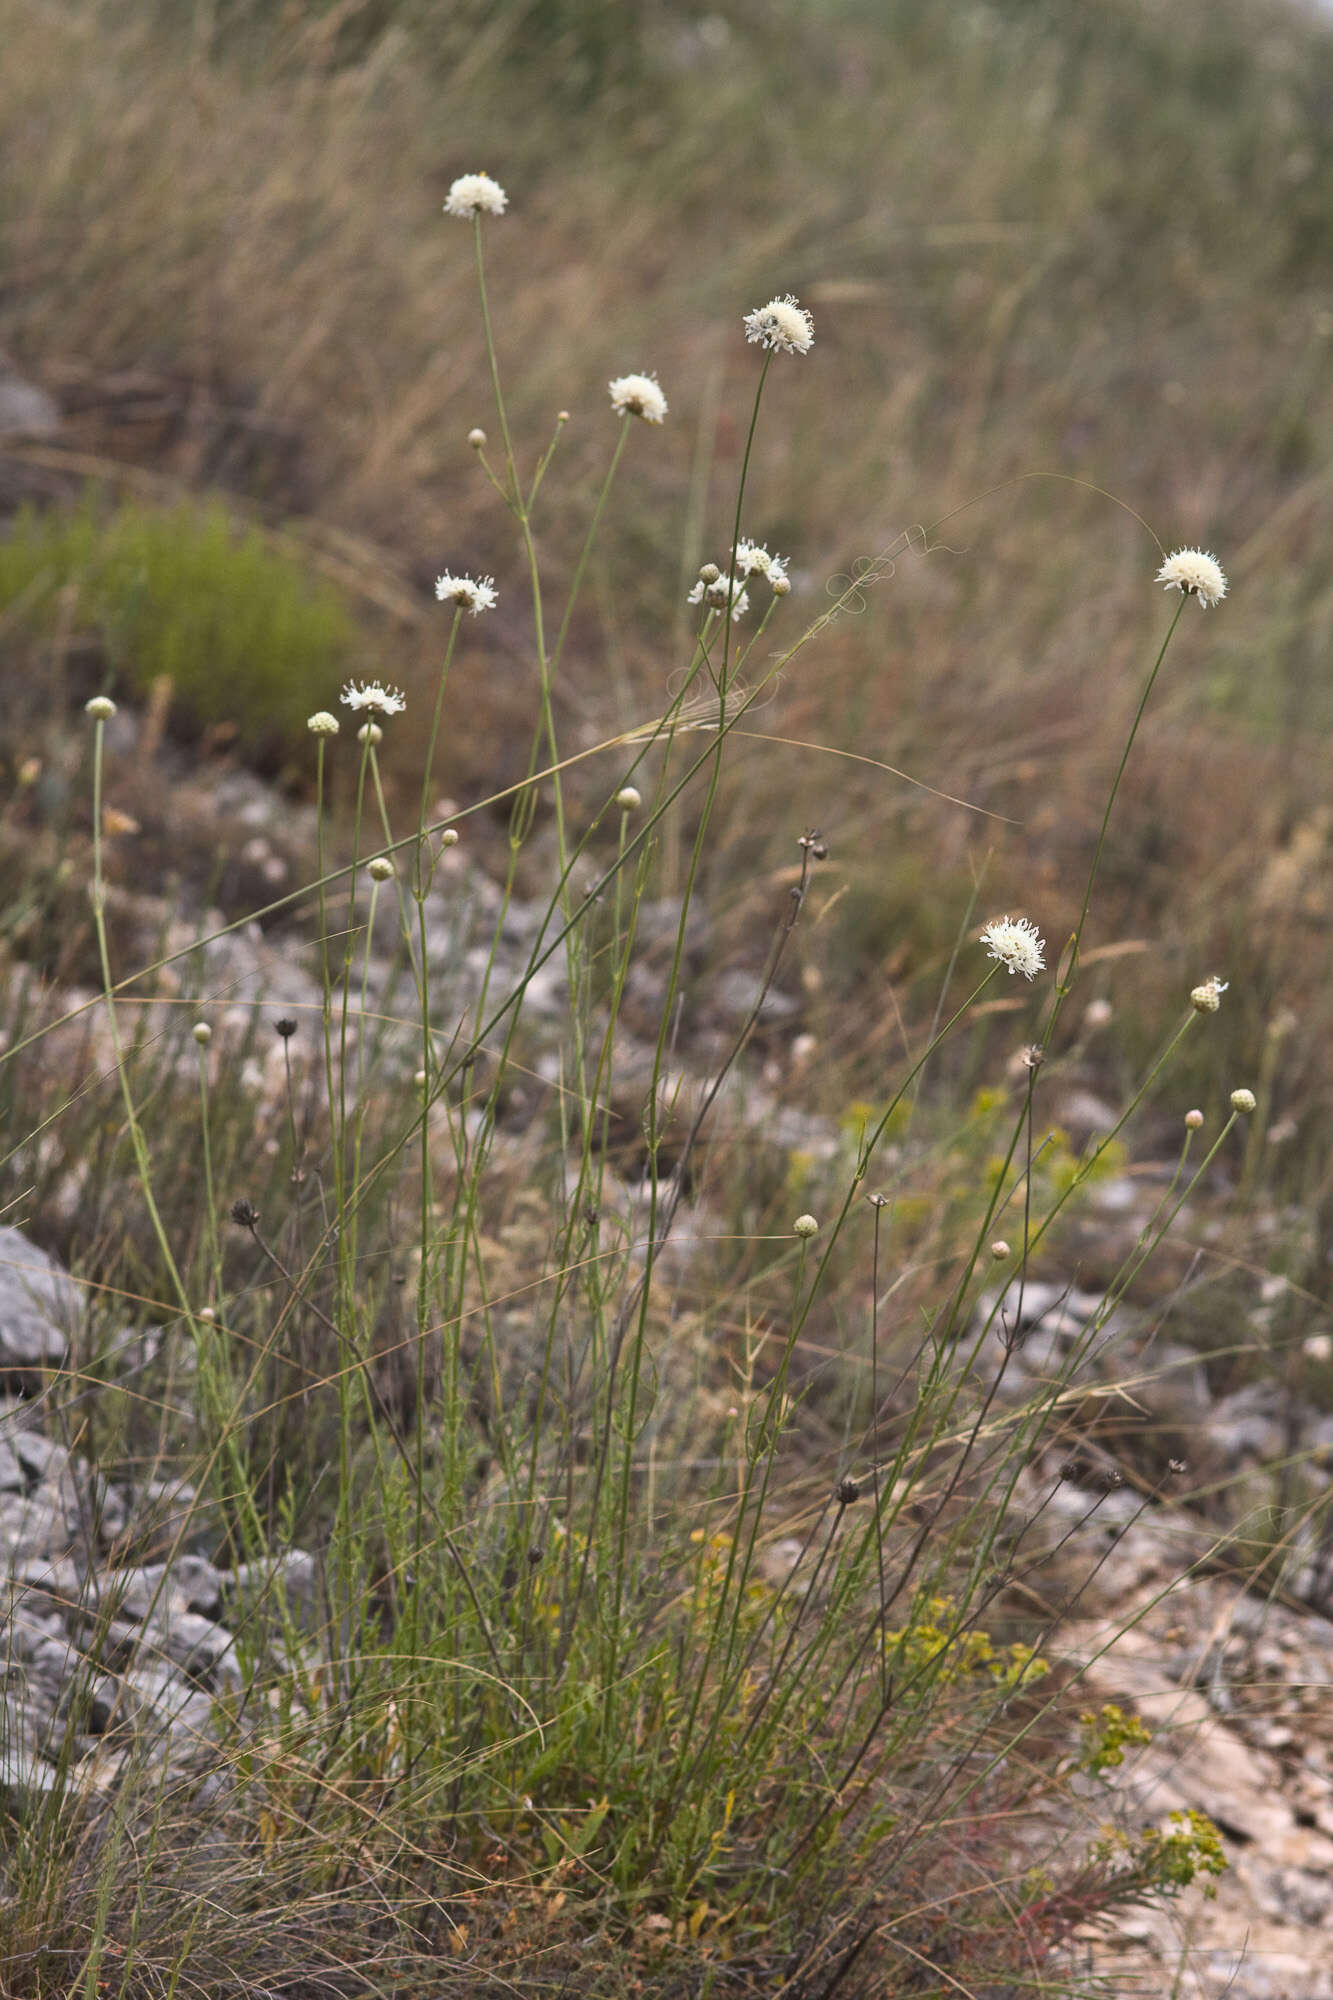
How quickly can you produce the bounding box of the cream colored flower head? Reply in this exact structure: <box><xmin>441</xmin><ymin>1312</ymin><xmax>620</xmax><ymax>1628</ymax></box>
<box><xmin>444</xmin><ymin>172</ymin><xmax>508</xmax><ymax>219</ymax></box>
<box><xmin>734</xmin><ymin>540</ymin><xmax>789</xmax><ymax>586</ymax></box>
<box><xmin>1156</xmin><ymin>548</ymin><xmax>1227</xmax><ymax>608</ymax></box>
<box><xmin>609</xmin><ymin>373</ymin><xmax>668</xmax><ymax>423</ymax></box>
<box><xmin>435</xmin><ymin>573</ymin><xmax>498</xmax><ymax>614</ymax></box>
<box><xmin>341</xmin><ymin>679</ymin><xmax>406</xmax><ymax>716</ymax></box>
<box><xmin>688</xmin><ymin>574</ymin><xmax>751</xmax><ymax>621</ymax></box>
<box><xmin>743</xmin><ymin>294</ymin><xmax>814</xmax><ymax>355</ymax></box>
<box><xmin>307</xmin><ymin>711</ymin><xmax>339</xmax><ymax>735</ymax></box>
<box><xmin>980</xmin><ymin>915</ymin><xmax>1046</xmax><ymax>981</ymax></box>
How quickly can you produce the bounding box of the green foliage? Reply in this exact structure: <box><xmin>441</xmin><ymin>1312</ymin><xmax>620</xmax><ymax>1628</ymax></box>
<box><xmin>1078</xmin><ymin>1702</ymin><xmax>1152</xmax><ymax>1776</ymax></box>
<box><xmin>1093</xmin><ymin>1807</ymin><xmax>1229</xmax><ymax>1899</ymax></box>
<box><xmin>0</xmin><ymin>491</ymin><xmax>359</xmax><ymax>756</ymax></box>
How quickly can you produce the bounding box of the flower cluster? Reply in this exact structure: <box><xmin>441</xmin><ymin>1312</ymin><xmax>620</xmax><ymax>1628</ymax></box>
<box><xmin>435</xmin><ymin>572</ymin><xmax>498</xmax><ymax>615</ymax></box>
<box><xmin>980</xmin><ymin>915</ymin><xmax>1046</xmax><ymax>981</ymax></box>
<box><xmin>609</xmin><ymin>373</ymin><xmax>668</xmax><ymax>423</ymax></box>
<box><xmin>443</xmin><ymin>172</ymin><xmax>507</xmax><ymax>219</ymax></box>
<box><xmin>1156</xmin><ymin>548</ymin><xmax>1227</xmax><ymax>608</ymax></box>
<box><xmin>688</xmin><ymin>573</ymin><xmax>751</xmax><ymax>622</ymax></box>
<box><xmin>743</xmin><ymin>294</ymin><xmax>814</xmax><ymax>355</ymax></box>
<box><xmin>341</xmin><ymin>680</ymin><xmax>406</xmax><ymax>717</ymax></box>
<box><xmin>734</xmin><ymin>539</ymin><xmax>789</xmax><ymax>587</ymax></box>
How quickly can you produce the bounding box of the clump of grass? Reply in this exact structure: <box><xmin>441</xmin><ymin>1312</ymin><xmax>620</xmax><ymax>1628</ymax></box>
<box><xmin>0</xmin><ymin>490</ymin><xmax>360</xmax><ymax>758</ymax></box>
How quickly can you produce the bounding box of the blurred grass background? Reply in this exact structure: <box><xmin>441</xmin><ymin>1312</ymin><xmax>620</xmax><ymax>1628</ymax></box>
<box><xmin>1</xmin><ymin>0</ymin><xmax>1331</xmax><ymax>1173</ymax></box>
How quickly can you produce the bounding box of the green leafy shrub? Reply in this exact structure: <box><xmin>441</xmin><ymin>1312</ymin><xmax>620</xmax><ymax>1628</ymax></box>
<box><xmin>0</xmin><ymin>491</ymin><xmax>360</xmax><ymax>757</ymax></box>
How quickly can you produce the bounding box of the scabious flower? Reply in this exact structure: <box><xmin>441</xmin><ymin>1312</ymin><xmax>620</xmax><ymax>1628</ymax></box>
<box><xmin>307</xmin><ymin>711</ymin><xmax>339</xmax><ymax>735</ymax></box>
<box><xmin>1156</xmin><ymin>549</ymin><xmax>1227</xmax><ymax>608</ymax></box>
<box><xmin>743</xmin><ymin>294</ymin><xmax>814</xmax><ymax>355</ymax></box>
<box><xmin>435</xmin><ymin>573</ymin><xmax>498</xmax><ymax>615</ymax></box>
<box><xmin>443</xmin><ymin>172</ymin><xmax>508</xmax><ymax>219</ymax></box>
<box><xmin>85</xmin><ymin>696</ymin><xmax>117</xmax><ymax>721</ymax></box>
<box><xmin>734</xmin><ymin>540</ymin><xmax>789</xmax><ymax>586</ymax></box>
<box><xmin>980</xmin><ymin>915</ymin><xmax>1046</xmax><ymax>981</ymax></box>
<box><xmin>609</xmin><ymin>373</ymin><xmax>668</xmax><ymax>423</ymax></box>
<box><xmin>341</xmin><ymin>680</ymin><xmax>406</xmax><ymax>716</ymax></box>
<box><xmin>1190</xmin><ymin>976</ymin><xmax>1228</xmax><ymax>1014</ymax></box>
<box><xmin>688</xmin><ymin>574</ymin><xmax>751</xmax><ymax>621</ymax></box>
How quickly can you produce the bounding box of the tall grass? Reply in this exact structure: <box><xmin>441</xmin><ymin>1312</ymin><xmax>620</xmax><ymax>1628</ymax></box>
<box><xmin>0</xmin><ymin>163</ymin><xmax>1266</xmax><ymax>1996</ymax></box>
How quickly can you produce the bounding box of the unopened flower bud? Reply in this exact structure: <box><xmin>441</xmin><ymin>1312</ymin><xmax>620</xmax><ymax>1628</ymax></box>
<box><xmin>85</xmin><ymin>696</ymin><xmax>117</xmax><ymax>721</ymax></box>
<box><xmin>1190</xmin><ymin>977</ymin><xmax>1228</xmax><ymax>1014</ymax></box>
<box><xmin>615</xmin><ymin>786</ymin><xmax>642</xmax><ymax>812</ymax></box>
<box><xmin>699</xmin><ymin>562</ymin><xmax>721</xmax><ymax>585</ymax></box>
<box><xmin>1230</xmin><ymin>1088</ymin><xmax>1256</xmax><ymax>1114</ymax></box>
<box><xmin>368</xmin><ymin>856</ymin><xmax>395</xmax><ymax>881</ymax></box>
<box><xmin>1185</xmin><ymin>1108</ymin><xmax>1204</xmax><ymax>1130</ymax></box>
<box><xmin>357</xmin><ymin>722</ymin><xmax>383</xmax><ymax>745</ymax></box>
<box><xmin>440</xmin><ymin>827</ymin><xmax>459</xmax><ymax>847</ymax></box>
<box><xmin>192</xmin><ymin>1022</ymin><xmax>212</xmax><ymax>1046</ymax></box>
<box><xmin>990</xmin><ymin>1240</ymin><xmax>1011</xmax><ymax>1261</ymax></box>
<box><xmin>793</xmin><ymin>1214</ymin><xmax>819</xmax><ymax>1239</ymax></box>
<box><xmin>467</xmin><ymin>427</ymin><xmax>487</xmax><ymax>449</ymax></box>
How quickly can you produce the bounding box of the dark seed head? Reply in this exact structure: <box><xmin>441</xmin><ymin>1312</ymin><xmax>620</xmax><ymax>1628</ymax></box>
<box><xmin>274</xmin><ymin>1017</ymin><xmax>297</xmax><ymax>1040</ymax></box>
<box><xmin>836</xmin><ymin>1476</ymin><xmax>861</xmax><ymax>1507</ymax></box>
<box><xmin>230</xmin><ymin>1198</ymin><xmax>260</xmax><ymax>1229</ymax></box>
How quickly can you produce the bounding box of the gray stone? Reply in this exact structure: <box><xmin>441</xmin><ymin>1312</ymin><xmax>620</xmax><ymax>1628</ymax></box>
<box><xmin>0</xmin><ymin>365</ymin><xmax>60</xmax><ymax>437</ymax></box>
<box><xmin>0</xmin><ymin>1229</ymin><xmax>79</xmax><ymax>1382</ymax></box>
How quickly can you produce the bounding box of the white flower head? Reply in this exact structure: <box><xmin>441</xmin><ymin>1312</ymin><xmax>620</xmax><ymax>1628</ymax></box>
<box><xmin>435</xmin><ymin>573</ymin><xmax>498</xmax><ymax>615</ymax></box>
<box><xmin>980</xmin><ymin>915</ymin><xmax>1046</xmax><ymax>981</ymax></box>
<box><xmin>743</xmin><ymin>294</ymin><xmax>814</xmax><ymax>355</ymax></box>
<box><xmin>734</xmin><ymin>540</ymin><xmax>789</xmax><ymax>586</ymax></box>
<box><xmin>1156</xmin><ymin>548</ymin><xmax>1227</xmax><ymax>608</ymax></box>
<box><xmin>609</xmin><ymin>372</ymin><xmax>668</xmax><ymax>423</ymax></box>
<box><xmin>688</xmin><ymin>574</ymin><xmax>751</xmax><ymax>621</ymax></box>
<box><xmin>444</xmin><ymin>172</ymin><xmax>508</xmax><ymax>220</ymax></box>
<box><xmin>306</xmin><ymin>711</ymin><xmax>339</xmax><ymax>735</ymax></box>
<box><xmin>341</xmin><ymin>679</ymin><xmax>406</xmax><ymax>717</ymax></box>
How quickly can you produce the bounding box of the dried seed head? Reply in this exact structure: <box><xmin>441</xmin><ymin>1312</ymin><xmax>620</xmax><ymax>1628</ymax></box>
<box><xmin>836</xmin><ymin>1476</ymin><xmax>861</xmax><ymax>1507</ymax></box>
<box><xmin>230</xmin><ymin>1198</ymin><xmax>260</xmax><ymax>1229</ymax></box>
<box><xmin>274</xmin><ymin>1018</ymin><xmax>298</xmax><ymax>1039</ymax></box>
